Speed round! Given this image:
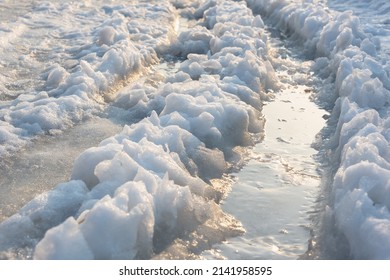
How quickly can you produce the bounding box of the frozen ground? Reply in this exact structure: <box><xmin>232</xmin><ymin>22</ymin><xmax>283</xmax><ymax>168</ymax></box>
<box><xmin>1</xmin><ymin>0</ymin><xmax>390</xmax><ymax>259</ymax></box>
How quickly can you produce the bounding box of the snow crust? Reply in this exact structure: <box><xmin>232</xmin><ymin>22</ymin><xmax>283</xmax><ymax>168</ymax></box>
<box><xmin>247</xmin><ymin>0</ymin><xmax>390</xmax><ymax>259</ymax></box>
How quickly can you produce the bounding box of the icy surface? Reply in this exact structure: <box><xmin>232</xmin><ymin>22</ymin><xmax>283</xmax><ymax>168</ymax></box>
<box><xmin>247</xmin><ymin>0</ymin><xmax>390</xmax><ymax>259</ymax></box>
<box><xmin>1</xmin><ymin>0</ymin><xmax>390</xmax><ymax>260</ymax></box>
<box><xmin>0</xmin><ymin>117</ymin><xmax>122</xmax><ymax>222</ymax></box>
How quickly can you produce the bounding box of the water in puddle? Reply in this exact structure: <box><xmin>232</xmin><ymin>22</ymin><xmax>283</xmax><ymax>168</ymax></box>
<box><xmin>203</xmin><ymin>85</ymin><xmax>327</xmax><ymax>259</ymax></box>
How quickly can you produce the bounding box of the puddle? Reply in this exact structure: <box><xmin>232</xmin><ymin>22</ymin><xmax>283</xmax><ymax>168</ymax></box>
<box><xmin>203</xmin><ymin>85</ymin><xmax>327</xmax><ymax>259</ymax></box>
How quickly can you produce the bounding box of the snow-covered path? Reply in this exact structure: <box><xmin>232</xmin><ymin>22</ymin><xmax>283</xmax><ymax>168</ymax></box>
<box><xmin>1</xmin><ymin>0</ymin><xmax>390</xmax><ymax>260</ymax></box>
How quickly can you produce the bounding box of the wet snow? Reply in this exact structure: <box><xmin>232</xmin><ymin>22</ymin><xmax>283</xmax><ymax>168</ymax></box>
<box><xmin>1</xmin><ymin>0</ymin><xmax>390</xmax><ymax>260</ymax></box>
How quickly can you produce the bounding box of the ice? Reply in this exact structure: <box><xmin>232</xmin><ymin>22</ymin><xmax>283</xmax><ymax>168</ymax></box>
<box><xmin>0</xmin><ymin>180</ymin><xmax>88</xmax><ymax>253</ymax></box>
<box><xmin>340</xmin><ymin>69</ymin><xmax>389</xmax><ymax>110</ymax></box>
<box><xmin>247</xmin><ymin>0</ymin><xmax>390</xmax><ymax>259</ymax></box>
<box><xmin>0</xmin><ymin>0</ymin><xmax>282</xmax><ymax>259</ymax></box>
<box><xmin>0</xmin><ymin>1</ymin><xmax>178</xmax><ymax>156</ymax></box>
<box><xmin>2</xmin><ymin>0</ymin><xmax>390</xmax><ymax>260</ymax></box>
<box><xmin>173</xmin><ymin>26</ymin><xmax>213</xmax><ymax>57</ymax></box>
<box><xmin>34</xmin><ymin>173</ymin><xmax>215</xmax><ymax>260</ymax></box>
<box><xmin>71</xmin><ymin>144</ymin><xmax>123</xmax><ymax>189</ymax></box>
<box><xmin>328</xmin><ymin>0</ymin><xmax>390</xmax><ymax>49</ymax></box>
<box><xmin>34</xmin><ymin>217</ymin><xmax>94</xmax><ymax>260</ymax></box>
<box><xmin>45</xmin><ymin>66</ymin><xmax>69</xmax><ymax>90</ymax></box>
<box><xmin>96</xmin><ymin>26</ymin><xmax>118</xmax><ymax>46</ymax></box>
<box><xmin>0</xmin><ymin>121</ymin><xmax>27</xmax><ymax>157</ymax></box>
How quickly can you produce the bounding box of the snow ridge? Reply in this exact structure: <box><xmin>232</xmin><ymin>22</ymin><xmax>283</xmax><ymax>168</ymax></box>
<box><xmin>0</xmin><ymin>1</ymin><xmax>176</xmax><ymax>157</ymax></box>
<box><xmin>247</xmin><ymin>0</ymin><xmax>390</xmax><ymax>259</ymax></box>
<box><xmin>0</xmin><ymin>0</ymin><xmax>277</xmax><ymax>259</ymax></box>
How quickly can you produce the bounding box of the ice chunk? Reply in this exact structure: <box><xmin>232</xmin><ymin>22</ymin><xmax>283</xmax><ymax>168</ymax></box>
<box><xmin>34</xmin><ymin>217</ymin><xmax>93</xmax><ymax>260</ymax></box>
<box><xmin>71</xmin><ymin>144</ymin><xmax>123</xmax><ymax>189</ymax></box>
<box><xmin>173</xmin><ymin>26</ymin><xmax>214</xmax><ymax>57</ymax></box>
<box><xmin>0</xmin><ymin>180</ymin><xmax>88</xmax><ymax>253</ymax></box>
<box><xmin>97</xmin><ymin>26</ymin><xmax>118</xmax><ymax>46</ymax></box>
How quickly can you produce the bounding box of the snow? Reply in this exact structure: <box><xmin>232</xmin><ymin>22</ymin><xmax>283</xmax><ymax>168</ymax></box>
<box><xmin>1</xmin><ymin>0</ymin><xmax>276</xmax><ymax>259</ymax></box>
<box><xmin>0</xmin><ymin>0</ymin><xmax>177</xmax><ymax>157</ymax></box>
<box><xmin>1</xmin><ymin>0</ymin><xmax>390</xmax><ymax>260</ymax></box>
<box><xmin>247</xmin><ymin>0</ymin><xmax>390</xmax><ymax>259</ymax></box>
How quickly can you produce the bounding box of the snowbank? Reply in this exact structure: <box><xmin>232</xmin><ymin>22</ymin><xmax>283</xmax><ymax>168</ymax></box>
<box><xmin>247</xmin><ymin>0</ymin><xmax>390</xmax><ymax>259</ymax></box>
<box><xmin>0</xmin><ymin>1</ymin><xmax>177</xmax><ymax>157</ymax></box>
<box><xmin>0</xmin><ymin>0</ymin><xmax>277</xmax><ymax>259</ymax></box>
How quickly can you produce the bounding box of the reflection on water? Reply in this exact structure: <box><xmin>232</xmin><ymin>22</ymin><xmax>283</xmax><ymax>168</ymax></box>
<box><xmin>204</xmin><ymin>84</ymin><xmax>327</xmax><ymax>259</ymax></box>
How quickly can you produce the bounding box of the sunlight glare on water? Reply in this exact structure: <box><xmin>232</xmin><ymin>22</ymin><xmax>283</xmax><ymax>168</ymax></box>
<box><xmin>203</xmin><ymin>85</ymin><xmax>327</xmax><ymax>259</ymax></box>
